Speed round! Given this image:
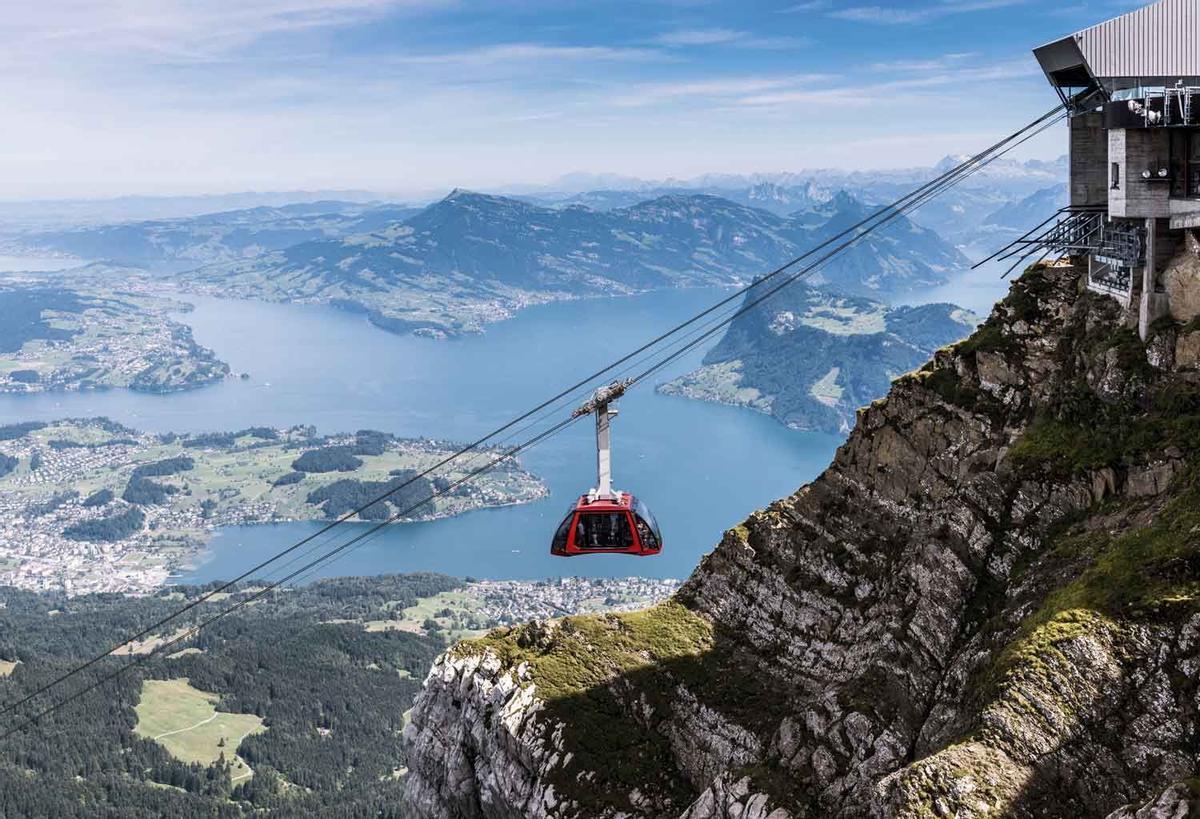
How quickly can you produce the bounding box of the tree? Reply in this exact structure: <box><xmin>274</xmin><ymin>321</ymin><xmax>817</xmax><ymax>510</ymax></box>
<box><xmin>82</xmin><ymin>488</ymin><xmax>114</xmax><ymax>508</ymax></box>
<box><xmin>123</xmin><ymin>477</ymin><xmax>177</xmax><ymax>506</ymax></box>
<box><xmin>291</xmin><ymin>447</ymin><xmax>363</xmax><ymax>473</ymax></box>
<box><xmin>62</xmin><ymin>507</ymin><xmax>145</xmax><ymax>542</ymax></box>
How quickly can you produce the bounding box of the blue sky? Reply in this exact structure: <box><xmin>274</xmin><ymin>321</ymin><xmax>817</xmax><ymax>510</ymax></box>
<box><xmin>1</xmin><ymin>0</ymin><xmax>1145</xmax><ymax>199</ymax></box>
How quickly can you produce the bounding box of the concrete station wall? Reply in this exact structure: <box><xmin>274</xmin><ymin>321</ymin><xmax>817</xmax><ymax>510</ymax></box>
<box><xmin>1070</xmin><ymin>113</ymin><xmax>1109</xmax><ymax>208</ymax></box>
<box><xmin>1109</xmin><ymin>127</ymin><xmax>1172</xmax><ymax>219</ymax></box>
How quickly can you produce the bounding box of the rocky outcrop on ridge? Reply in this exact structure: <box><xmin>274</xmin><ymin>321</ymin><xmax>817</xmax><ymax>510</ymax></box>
<box><xmin>402</xmin><ymin>261</ymin><xmax>1200</xmax><ymax>818</ymax></box>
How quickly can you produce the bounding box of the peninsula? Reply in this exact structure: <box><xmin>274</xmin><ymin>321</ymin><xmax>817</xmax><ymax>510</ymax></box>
<box><xmin>0</xmin><ymin>420</ymin><xmax>545</xmax><ymax>595</ymax></box>
<box><xmin>0</xmin><ymin>284</ymin><xmax>230</xmax><ymax>394</ymax></box>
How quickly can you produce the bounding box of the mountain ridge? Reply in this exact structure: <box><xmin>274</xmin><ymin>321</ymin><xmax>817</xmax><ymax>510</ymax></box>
<box><xmin>176</xmin><ymin>190</ymin><xmax>967</xmax><ymax>337</ymax></box>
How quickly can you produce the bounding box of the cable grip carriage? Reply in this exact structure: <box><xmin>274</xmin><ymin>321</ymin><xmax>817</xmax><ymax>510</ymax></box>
<box><xmin>550</xmin><ymin>379</ymin><xmax>662</xmax><ymax>557</ymax></box>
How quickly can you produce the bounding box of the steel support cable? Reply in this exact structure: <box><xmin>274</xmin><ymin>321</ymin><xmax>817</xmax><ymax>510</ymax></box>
<box><xmin>0</xmin><ymin>416</ymin><xmax>582</xmax><ymax>742</ymax></box>
<box><xmin>0</xmin><ymin>105</ymin><xmax>1065</xmax><ymax>730</ymax></box>
<box><xmin>624</xmin><ymin>112</ymin><xmax>1069</xmax><ymax>389</ymax></box>
<box><xmin>121</xmin><ymin>106</ymin><xmax>1070</xmax><ymax>610</ymax></box>
<box><xmin>991</xmin><ymin>212</ymin><xmax>1104</xmax><ymax>268</ymax></box>
<box><xmin>1</xmin><ymin>106</ymin><xmax>1063</xmax><ymax>729</ymax></box>
<box><xmin>972</xmin><ymin>207</ymin><xmax>1071</xmax><ymax>270</ymax></box>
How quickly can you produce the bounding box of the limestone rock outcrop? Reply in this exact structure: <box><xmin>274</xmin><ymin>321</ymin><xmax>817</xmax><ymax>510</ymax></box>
<box><xmin>403</xmin><ymin>262</ymin><xmax>1200</xmax><ymax>818</ymax></box>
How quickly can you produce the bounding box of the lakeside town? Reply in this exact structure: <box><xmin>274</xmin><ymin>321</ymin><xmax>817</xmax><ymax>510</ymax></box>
<box><xmin>0</xmin><ymin>281</ymin><xmax>232</xmax><ymax>394</ymax></box>
<box><xmin>0</xmin><ymin>419</ymin><xmax>546</xmax><ymax>595</ymax></box>
<box><xmin>468</xmin><ymin>576</ymin><xmax>683</xmax><ymax>624</ymax></box>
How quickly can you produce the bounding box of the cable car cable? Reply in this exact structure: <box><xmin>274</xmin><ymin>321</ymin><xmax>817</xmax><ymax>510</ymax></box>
<box><xmin>0</xmin><ymin>107</ymin><xmax>1063</xmax><ymax>729</ymax></box>
<box><xmin>198</xmin><ymin>106</ymin><xmax>1069</xmax><ymax>585</ymax></box>
<box><xmin>0</xmin><ymin>416</ymin><xmax>582</xmax><ymax>742</ymax></box>
<box><xmin>0</xmin><ymin>106</ymin><xmax>1065</xmax><ymax>733</ymax></box>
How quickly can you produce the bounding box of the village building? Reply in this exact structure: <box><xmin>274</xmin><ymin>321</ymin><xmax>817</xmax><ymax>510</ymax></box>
<box><xmin>1033</xmin><ymin>0</ymin><xmax>1200</xmax><ymax>338</ymax></box>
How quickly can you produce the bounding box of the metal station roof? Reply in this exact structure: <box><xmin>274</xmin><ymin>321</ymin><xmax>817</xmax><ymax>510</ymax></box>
<box><xmin>1035</xmin><ymin>0</ymin><xmax>1200</xmax><ymax>86</ymax></box>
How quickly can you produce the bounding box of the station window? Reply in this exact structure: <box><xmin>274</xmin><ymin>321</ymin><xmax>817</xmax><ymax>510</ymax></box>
<box><xmin>1111</xmin><ymin>162</ymin><xmax>1120</xmax><ymax>190</ymax></box>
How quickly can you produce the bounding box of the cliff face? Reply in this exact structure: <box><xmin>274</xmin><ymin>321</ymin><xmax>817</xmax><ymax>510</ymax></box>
<box><xmin>402</xmin><ymin>262</ymin><xmax>1200</xmax><ymax>819</ymax></box>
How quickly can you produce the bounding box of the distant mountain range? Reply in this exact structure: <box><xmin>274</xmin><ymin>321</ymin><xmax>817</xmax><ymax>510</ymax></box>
<box><xmin>0</xmin><ymin>190</ymin><xmax>386</xmax><ymax>230</ymax></box>
<box><xmin>661</xmin><ymin>283</ymin><xmax>979</xmax><ymax>433</ymax></box>
<box><xmin>6</xmin><ymin>188</ymin><xmax>970</xmax><ymax>337</ymax></box>
<box><xmin>1</xmin><ymin>159</ymin><xmax>1064</xmax><ymax>339</ymax></box>
<box><xmin>170</xmin><ymin>189</ymin><xmax>968</xmax><ymax>336</ymax></box>
<box><xmin>978</xmin><ymin>184</ymin><xmax>1069</xmax><ymax>239</ymax></box>
<box><xmin>533</xmin><ymin>156</ymin><xmax>1066</xmax><ymax>200</ymax></box>
<box><xmin>0</xmin><ymin>154</ymin><xmax>1066</xmax><ymax>236</ymax></box>
<box><xmin>522</xmin><ymin>156</ymin><xmax>1068</xmax><ymax>245</ymax></box>
<box><xmin>6</xmin><ymin>202</ymin><xmax>420</xmax><ymax>269</ymax></box>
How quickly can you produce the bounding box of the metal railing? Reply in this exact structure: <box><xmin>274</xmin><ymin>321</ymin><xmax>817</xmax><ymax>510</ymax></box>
<box><xmin>1088</xmin><ymin>261</ymin><xmax>1133</xmax><ymax>295</ymax></box>
<box><xmin>974</xmin><ymin>206</ymin><xmax>1146</xmax><ymax>278</ymax></box>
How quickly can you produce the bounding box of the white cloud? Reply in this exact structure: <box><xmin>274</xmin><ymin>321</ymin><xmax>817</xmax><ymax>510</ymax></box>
<box><xmin>653</xmin><ymin>28</ymin><xmax>808</xmax><ymax>49</ymax></box>
<box><xmin>611</xmin><ymin>75</ymin><xmax>834</xmax><ymax>107</ymax></box>
<box><xmin>780</xmin><ymin>1</ymin><xmax>833</xmax><ymax>11</ymax></box>
<box><xmin>393</xmin><ymin>43</ymin><xmax>665</xmax><ymax>66</ymax></box>
<box><xmin>655</xmin><ymin>28</ymin><xmax>745</xmax><ymax>45</ymax></box>
<box><xmin>870</xmin><ymin>52</ymin><xmax>978</xmax><ymax>72</ymax></box>
<box><xmin>736</xmin><ymin>58</ymin><xmax>1031</xmax><ymax>107</ymax></box>
<box><xmin>830</xmin><ymin>0</ymin><xmax>1028</xmax><ymax>25</ymax></box>
<box><xmin>3</xmin><ymin>0</ymin><xmax>445</xmax><ymax>62</ymax></box>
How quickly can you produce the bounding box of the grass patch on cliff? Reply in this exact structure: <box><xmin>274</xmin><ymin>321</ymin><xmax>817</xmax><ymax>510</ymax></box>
<box><xmin>920</xmin><ymin>367</ymin><xmax>983</xmax><ymax>408</ymax></box>
<box><xmin>945</xmin><ymin>263</ymin><xmax>1059</xmax><ymax>361</ymax></box>
<box><xmin>1001</xmin><ymin>264</ymin><xmax>1059</xmax><ymax>325</ymax></box>
<box><xmin>457</xmin><ymin>602</ymin><xmax>792</xmax><ymax>814</ymax></box>
<box><xmin>955</xmin><ymin>319</ymin><xmax>1014</xmax><ymax>357</ymax></box>
<box><xmin>1007</xmin><ymin>314</ymin><xmax>1200</xmax><ymax>478</ymax></box>
<box><xmin>1045</xmin><ymin>488</ymin><xmax>1200</xmax><ymax>618</ymax></box>
<box><xmin>1007</xmin><ymin>381</ymin><xmax>1200</xmax><ymax>478</ymax></box>
<box><xmin>459</xmin><ymin>602</ymin><xmax>713</xmax><ymax>702</ymax></box>
<box><xmin>991</xmin><ymin>482</ymin><xmax>1200</xmax><ymax>698</ymax></box>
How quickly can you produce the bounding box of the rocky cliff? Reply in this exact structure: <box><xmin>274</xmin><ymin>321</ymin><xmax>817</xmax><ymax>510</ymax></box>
<box><xmin>402</xmin><ymin>261</ymin><xmax>1200</xmax><ymax>818</ymax></box>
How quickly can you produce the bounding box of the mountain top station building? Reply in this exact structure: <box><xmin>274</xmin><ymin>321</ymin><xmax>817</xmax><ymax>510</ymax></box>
<box><xmin>1034</xmin><ymin>0</ymin><xmax>1200</xmax><ymax>339</ymax></box>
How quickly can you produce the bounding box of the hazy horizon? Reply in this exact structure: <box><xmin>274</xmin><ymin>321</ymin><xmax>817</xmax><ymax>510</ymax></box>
<box><xmin>0</xmin><ymin>153</ymin><xmax>1068</xmax><ymax>209</ymax></box>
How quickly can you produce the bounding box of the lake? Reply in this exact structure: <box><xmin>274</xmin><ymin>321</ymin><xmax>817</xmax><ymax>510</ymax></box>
<box><xmin>903</xmin><ymin>256</ymin><xmax>1012</xmax><ymax>317</ymax></box>
<box><xmin>0</xmin><ymin>288</ymin><xmax>845</xmax><ymax>583</ymax></box>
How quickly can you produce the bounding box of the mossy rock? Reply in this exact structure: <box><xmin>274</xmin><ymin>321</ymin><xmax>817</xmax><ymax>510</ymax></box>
<box><xmin>990</xmin><ymin>481</ymin><xmax>1200</xmax><ymax>700</ymax></box>
<box><xmin>1008</xmin><ymin>380</ymin><xmax>1200</xmax><ymax>478</ymax></box>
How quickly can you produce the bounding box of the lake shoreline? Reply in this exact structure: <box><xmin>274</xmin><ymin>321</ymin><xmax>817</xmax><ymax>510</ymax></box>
<box><xmin>0</xmin><ymin>287</ymin><xmax>847</xmax><ymax>588</ymax></box>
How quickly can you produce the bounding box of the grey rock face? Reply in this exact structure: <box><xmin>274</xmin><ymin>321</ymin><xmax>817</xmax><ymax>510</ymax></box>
<box><xmin>1105</xmin><ymin>782</ymin><xmax>1198</xmax><ymax>819</ymax></box>
<box><xmin>402</xmin><ymin>263</ymin><xmax>1200</xmax><ymax>818</ymax></box>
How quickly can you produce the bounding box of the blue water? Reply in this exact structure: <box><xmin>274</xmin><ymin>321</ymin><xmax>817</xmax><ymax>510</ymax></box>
<box><xmin>0</xmin><ymin>288</ymin><xmax>843</xmax><ymax>582</ymax></box>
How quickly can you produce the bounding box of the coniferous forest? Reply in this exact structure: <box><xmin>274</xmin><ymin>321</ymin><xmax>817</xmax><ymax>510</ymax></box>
<box><xmin>0</xmin><ymin>573</ymin><xmax>461</xmax><ymax>817</ymax></box>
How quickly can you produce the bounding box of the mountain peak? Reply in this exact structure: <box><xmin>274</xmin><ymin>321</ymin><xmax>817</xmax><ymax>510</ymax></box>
<box><xmin>829</xmin><ymin>189</ymin><xmax>862</xmax><ymax>209</ymax></box>
<box><xmin>934</xmin><ymin>154</ymin><xmax>971</xmax><ymax>173</ymax></box>
<box><xmin>441</xmin><ymin>188</ymin><xmax>484</xmax><ymax>203</ymax></box>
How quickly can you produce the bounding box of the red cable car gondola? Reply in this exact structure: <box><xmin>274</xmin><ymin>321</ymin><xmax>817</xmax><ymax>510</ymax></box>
<box><xmin>551</xmin><ymin>380</ymin><xmax>663</xmax><ymax>557</ymax></box>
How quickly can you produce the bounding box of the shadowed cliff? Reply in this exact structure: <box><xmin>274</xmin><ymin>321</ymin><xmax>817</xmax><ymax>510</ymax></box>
<box><xmin>403</xmin><ymin>261</ymin><xmax>1200</xmax><ymax>819</ymax></box>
